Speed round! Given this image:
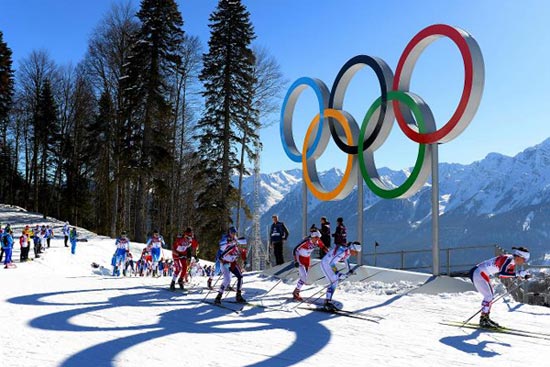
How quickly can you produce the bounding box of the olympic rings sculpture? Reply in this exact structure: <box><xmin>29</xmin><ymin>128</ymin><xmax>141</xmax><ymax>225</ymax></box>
<box><xmin>280</xmin><ymin>24</ymin><xmax>484</xmax><ymax>200</ymax></box>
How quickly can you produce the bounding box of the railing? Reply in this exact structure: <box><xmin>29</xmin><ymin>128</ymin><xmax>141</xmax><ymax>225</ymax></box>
<box><xmin>502</xmin><ymin>265</ymin><xmax>550</xmax><ymax>307</ymax></box>
<box><xmin>360</xmin><ymin>244</ymin><xmax>501</xmax><ymax>276</ymax></box>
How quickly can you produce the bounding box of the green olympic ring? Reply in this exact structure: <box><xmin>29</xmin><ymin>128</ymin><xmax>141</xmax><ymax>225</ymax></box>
<box><xmin>358</xmin><ymin>91</ymin><xmax>435</xmax><ymax>199</ymax></box>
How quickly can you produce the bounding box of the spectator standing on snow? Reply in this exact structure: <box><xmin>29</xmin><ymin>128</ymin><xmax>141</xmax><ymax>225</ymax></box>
<box><xmin>2</xmin><ymin>229</ymin><xmax>15</xmax><ymax>268</ymax></box>
<box><xmin>319</xmin><ymin>216</ymin><xmax>331</xmax><ymax>259</ymax></box>
<box><xmin>332</xmin><ymin>217</ymin><xmax>347</xmax><ymax>248</ymax></box>
<box><xmin>270</xmin><ymin>215</ymin><xmax>289</xmax><ymax>265</ymax></box>
<box><xmin>19</xmin><ymin>232</ymin><xmax>29</xmax><ymax>262</ymax></box>
<box><xmin>0</xmin><ymin>226</ymin><xmax>4</xmax><ymax>263</ymax></box>
<box><xmin>39</xmin><ymin>225</ymin><xmax>47</xmax><ymax>252</ymax></box>
<box><xmin>32</xmin><ymin>226</ymin><xmax>41</xmax><ymax>258</ymax></box>
<box><xmin>23</xmin><ymin>225</ymin><xmax>33</xmax><ymax>249</ymax></box>
<box><xmin>45</xmin><ymin>225</ymin><xmax>54</xmax><ymax>248</ymax></box>
<box><xmin>63</xmin><ymin>222</ymin><xmax>70</xmax><ymax>247</ymax></box>
<box><xmin>468</xmin><ymin>246</ymin><xmax>531</xmax><ymax>328</ymax></box>
<box><xmin>69</xmin><ymin>227</ymin><xmax>78</xmax><ymax>254</ymax></box>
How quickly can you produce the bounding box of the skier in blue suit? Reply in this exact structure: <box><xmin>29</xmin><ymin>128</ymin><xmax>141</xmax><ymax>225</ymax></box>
<box><xmin>113</xmin><ymin>231</ymin><xmax>130</xmax><ymax>276</ymax></box>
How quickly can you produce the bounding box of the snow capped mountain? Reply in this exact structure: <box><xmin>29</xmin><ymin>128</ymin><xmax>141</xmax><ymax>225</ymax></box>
<box><xmin>238</xmin><ymin>138</ymin><xmax>550</xmax><ymax>264</ymax></box>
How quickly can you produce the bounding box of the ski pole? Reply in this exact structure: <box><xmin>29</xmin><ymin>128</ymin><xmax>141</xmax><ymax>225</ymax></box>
<box><xmin>462</xmin><ymin>281</ymin><xmax>524</xmax><ymax>326</ymax></box>
<box><xmin>305</xmin><ymin>269</ymin><xmax>385</xmax><ymax>306</ymax></box>
<box><xmin>223</xmin><ymin>278</ymin><xmax>239</xmax><ymax>299</ymax></box>
<box><xmin>201</xmin><ymin>273</ymin><xmax>223</xmax><ymax>303</ymax></box>
<box><xmin>291</xmin><ymin>278</ymin><xmax>337</xmax><ymax>310</ymax></box>
<box><xmin>262</xmin><ymin>261</ymin><xmax>322</xmax><ymax>298</ymax></box>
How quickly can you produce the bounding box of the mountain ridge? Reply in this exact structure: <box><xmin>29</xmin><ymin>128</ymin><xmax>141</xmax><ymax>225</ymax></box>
<box><xmin>236</xmin><ymin>137</ymin><xmax>550</xmax><ymax>265</ymax></box>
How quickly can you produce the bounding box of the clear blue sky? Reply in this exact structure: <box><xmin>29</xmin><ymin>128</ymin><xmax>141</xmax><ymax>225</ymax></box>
<box><xmin>1</xmin><ymin>0</ymin><xmax>550</xmax><ymax>174</ymax></box>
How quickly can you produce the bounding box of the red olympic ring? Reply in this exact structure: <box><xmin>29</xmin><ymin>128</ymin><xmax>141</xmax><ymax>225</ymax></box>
<box><xmin>393</xmin><ymin>24</ymin><xmax>484</xmax><ymax>144</ymax></box>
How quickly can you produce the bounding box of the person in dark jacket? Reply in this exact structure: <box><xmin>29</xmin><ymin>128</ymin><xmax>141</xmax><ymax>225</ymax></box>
<box><xmin>332</xmin><ymin>217</ymin><xmax>347</xmax><ymax>247</ymax></box>
<box><xmin>270</xmin><ymin>215</ymin><xmax>289</xmax><ymax>265</ymax></box>
<box><xmin>319</xmin><ymin>216</ymin><xmax>331</xmax><ymax>259</ymax></box>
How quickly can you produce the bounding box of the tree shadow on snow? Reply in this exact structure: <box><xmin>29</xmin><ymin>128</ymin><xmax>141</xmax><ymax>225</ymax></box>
<box><xmin>440</xmin><ymin>329</ymin><xmax>510</xmax><ymax>357</ymax></box>
<box><xmin>7</xmin><ymin>285</ymin><xmax>331</xmax><ymax>367</ymax></box>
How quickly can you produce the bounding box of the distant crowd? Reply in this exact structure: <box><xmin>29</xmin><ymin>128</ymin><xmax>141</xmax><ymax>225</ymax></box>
<box><xmin>0</xmin><ymin>221</ymin><xmax>79</xmax><ymax>269</ymax></box>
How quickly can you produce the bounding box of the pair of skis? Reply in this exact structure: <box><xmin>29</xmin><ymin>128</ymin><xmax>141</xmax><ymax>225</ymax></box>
<box><xmin>205</xmin><ymin>296</ymin><xmax>381</xmax><ymax>322</ymax></box>
<box><xmin>441</xmin><ymin>320</ymin><xmax>550</xmax><ymax>341</ymax></box>
<box><xmin>295</xmin><ymin>300</ymin><xmax>381</xmax><ymax>323</ymax></box>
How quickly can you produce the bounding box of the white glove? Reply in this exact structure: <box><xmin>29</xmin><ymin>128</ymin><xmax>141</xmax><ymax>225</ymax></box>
<box><xmin>516</xmin><ymin>270</ymin><xmax>531</xmax><ymax>279</ymax></box>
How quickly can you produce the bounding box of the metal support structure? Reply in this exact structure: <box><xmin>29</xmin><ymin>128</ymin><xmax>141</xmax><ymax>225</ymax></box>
<box><xmin>302</xmin><ymin>180</ymin><xmax>308</xmax><ymax>237</ymax></box>
<box><xmin>357</xmin><ymin>164</ymin><xmax>363</xmax><ymax>265</ymax></box>
<box><xmin>250</xmin><ymin>144</ymin><xmax>267</xmax><ymax>271</ymax></box>
<box><xmin>431</xmin><ymin>143</ymin><xmax>440</xmax><ymax>276</ymax></box>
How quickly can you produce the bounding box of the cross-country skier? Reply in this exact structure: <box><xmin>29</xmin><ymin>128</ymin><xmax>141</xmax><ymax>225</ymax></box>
<box><xmin>170</xmin><ymin>229</ymin><xmax>194</xmax><ymax>291</ymax></box>
<box><xmin>468</xmin><ymin>246</ymin><xmax>531</xmax><ymax>328</ymax></box>
<box><xmin>292</xmin><ymin>230</ymin><xmax>328</xmax><ymax>301</ymax></box>
<box><xmin>146</xmin><ymin>229</ymin><xmax>165</xmax><ymax>277</ymax></box>
<box><xmin>124</xmin><ymin>252</ymin><xmax>135</xmax><ymax>276</ymax></box>
<box><xmin>207</xmin><ymin>227</ymin><xmax>237</xmax><ymax>290</ymax></box>
<box><xmin>320</xmin><ymin>241</ymin><xmax>362</xmax><ymax>311</ymax></box>
<box><xmin>113</xmin><ymin>231</ymin><xmax>130</xmax><ymax>276</ymax></box>
<box><xmin>213</xmin><ymin>227</ymin><xmax>248</xmax><ymax>305</ymax></box>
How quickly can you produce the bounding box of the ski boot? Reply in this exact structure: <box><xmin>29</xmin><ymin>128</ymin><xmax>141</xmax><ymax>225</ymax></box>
<box><xmin>207</xmin><ymin>278</ymin><xmax>213</xmax><ymax>290</ymax></box>
<box><xmin>214</xmin><ymin>292</ymin><xmax>222</xmax><ymax>305</ymax></box>
<box><xmin>236</xmin><ymin>290</ymin><xmax>246</xmax><ymax>303</ymax></box>
<box><xmin>170</xmin><ymin>280</ymin><xmax>176</xmax><ymax>291</ymax></box>
<box><xmin>479</xmin><ymin>313</ymin><xmax>501</xmax><ymax>328</ymax></box>
<box><xmin>178</xmin><ymin>279</ymin><xmax>185</xmax><ymax>290</ymax></box>
<box><xmin>292</xmin><ymin>288</ymin><xmax>303</xmax><ymax>301</ymax></box>
<box><xmin>323</xmin><ymin>300</ymin><xmax>338</xmax><ymax>312</ymax></box>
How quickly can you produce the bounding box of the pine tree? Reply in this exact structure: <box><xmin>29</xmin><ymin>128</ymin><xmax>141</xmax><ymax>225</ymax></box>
<box><xmin>0</xmin><ymin>31</ymin><xmax>13</xmax><ymax>127</ymax></box>
<box><xmin>35</xmin><ymin>79</ymin><xmax>59</xmax><ymax>217</ymax></box>
<box><xmin>121</xmin><ymin>0</ymin><xmax>185</xmax><ymax>240</ymax></box>
<box><xmin>0</xmin><ymin>30</ymin><xmax>15</xmax><ymax>201</ymax></box>
<box><xmin>88</xmin><ymin>90</ymin><xmax>115</xmax><ymax>233</ymax></box>
<box><xmin>196</xmin><ymin>0</ymin><xmax>257</xmax><ymax>250</ymax></box>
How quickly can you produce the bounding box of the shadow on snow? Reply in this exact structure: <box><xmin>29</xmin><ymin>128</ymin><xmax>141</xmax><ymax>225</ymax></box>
<box><xmin>8</xmin><ymin>285</ymin><xmax>332</xmax><ymax>367</ymax></box>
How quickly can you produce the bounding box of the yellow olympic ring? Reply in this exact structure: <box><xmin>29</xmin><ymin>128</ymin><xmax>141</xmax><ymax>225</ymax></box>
<box><xmin>302</xmin><ymin>109</ymin><xmax>358</xmax><ymax>201</ymax></box>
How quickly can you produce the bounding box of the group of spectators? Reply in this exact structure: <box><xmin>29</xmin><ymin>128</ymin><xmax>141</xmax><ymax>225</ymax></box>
<box><xmin>269</xmin><ymin>215</ymin><xmax>348</xmax><ymax>264</ymax></box>
<box><xmin>1</xmin><ymin>221</ymin><xmax>79</xmax><ymax>269</ymax></box>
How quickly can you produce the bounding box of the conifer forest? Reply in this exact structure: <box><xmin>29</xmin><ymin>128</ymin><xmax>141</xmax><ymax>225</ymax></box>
<box><xmin>0</xmin><ymin>0</ymin><xmax>284</xmax><ymax>258</ymax></box>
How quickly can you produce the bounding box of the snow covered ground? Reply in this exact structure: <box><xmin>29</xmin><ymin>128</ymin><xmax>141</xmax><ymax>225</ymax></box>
<box><xmin>1</xmin><ymin>204</ymin><xmax>550</xmax><ymax>367</ymax></box>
